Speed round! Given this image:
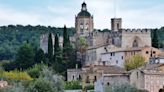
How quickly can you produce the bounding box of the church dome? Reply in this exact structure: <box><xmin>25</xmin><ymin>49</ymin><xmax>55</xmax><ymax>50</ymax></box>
<box><xmin>77</xmin><ymin>2</ymin><xmax>91</xmax><ymax>17</ymax></box>
<box><xmin>77</xmin><ymin>11</ymin><xmax>91</xmax><ymax>17</ymax></box>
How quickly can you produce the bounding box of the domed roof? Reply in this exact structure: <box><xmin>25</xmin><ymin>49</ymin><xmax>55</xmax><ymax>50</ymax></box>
<box><xmin>77</xmin><ymin>11</ymin><xmax>91</xmax><ymax>17</ymax></box>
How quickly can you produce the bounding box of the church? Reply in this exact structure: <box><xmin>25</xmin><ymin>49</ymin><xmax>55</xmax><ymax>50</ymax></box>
<box><xmin>75</xmin><ymin>2</ymin><xmax>152</xmax><ymax>66</ymax></box>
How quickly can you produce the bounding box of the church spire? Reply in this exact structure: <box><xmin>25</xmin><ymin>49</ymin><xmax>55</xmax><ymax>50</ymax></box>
<box><xmin>82</xmin><ymin>2</ymin><xmax>87</xmax><ymax>11</ymax></box>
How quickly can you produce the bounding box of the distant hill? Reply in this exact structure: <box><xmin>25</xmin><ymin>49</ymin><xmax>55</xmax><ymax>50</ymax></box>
<box><xmin>0</xmin><ymin>25</ymin><xmax>75</xmax><ymax>60</ymax></box>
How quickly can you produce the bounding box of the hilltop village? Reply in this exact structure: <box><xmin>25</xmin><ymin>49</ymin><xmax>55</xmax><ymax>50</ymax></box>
<box><xmin>39</xmin><ymin>2</ymin><xmax>164</xmax><ymax>92</ymax></box>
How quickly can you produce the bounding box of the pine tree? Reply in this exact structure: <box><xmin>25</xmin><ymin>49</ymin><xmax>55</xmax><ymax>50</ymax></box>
<box><xmin>15</xmin><ymin>42</ymin><xmax>35</xmax><ymax>70</ymax></box>
<box><xmin>48</xmin><ymin>33</ymin><xmax>53</xmax><ymax>64</ymax></box>
<box><xmin>152</xmin><ymin>29</ymin><xmax>159</xmax><ymax>48</ymax></box>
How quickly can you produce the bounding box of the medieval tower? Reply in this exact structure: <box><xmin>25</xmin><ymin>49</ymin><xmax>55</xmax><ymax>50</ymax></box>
<box><xmin>75</xmin><ymin>2</ymin><xmax>94</xmax><ymax>38</ymax></box>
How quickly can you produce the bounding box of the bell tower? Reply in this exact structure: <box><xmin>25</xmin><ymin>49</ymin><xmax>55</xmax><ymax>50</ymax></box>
<box><xmin>75</xmin><ymin>2</ymin><xmax>94</xmax><ymax>37</ymax></box>
<box><xmin>111</xmin><ymin>18</ymin><xmax>122</xmax><ymax>31</ymax></box>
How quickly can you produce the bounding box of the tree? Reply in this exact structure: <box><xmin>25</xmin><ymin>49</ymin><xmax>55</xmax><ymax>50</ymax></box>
<box><xmin>48</xmin><ymin>33</ymin><xmax>53</xmax><ymax>64</ymax></box>
<box><xmin>28</xmin><ymin>78</ymin><xmax>55</xmax><ymax>92</ymax></box>
<box><xmin>76</xmin><ymin>37</ymin><xmax>88</xmax><ymax>66</ymax></box>
<box><xmin>15</xmin><ymin>42</ymin><xmax>35</xmax><ymax>70</ymax></box>
<box><xmin>124</xmin><ymin>54</ymin><xmax>145</xmax><ymax>71</ymax></box>
<box><xmin>53</xmin><ymin>34</ymin><xmax>63</xmax><ymax>73</ymax></box>
<box><xmin>152</xmin><ymin>29</ymin><xmax>159</xmax><ymax>48</ymax></box>
<box><xmin>34</xmin><ymin>48</ymin><xmax>46</xmax><ymax>64</ymax></box>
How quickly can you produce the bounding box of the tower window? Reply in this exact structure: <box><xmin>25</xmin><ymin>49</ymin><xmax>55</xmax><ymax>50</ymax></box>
<box><xmin>117</xmin><ymin>23</ymin><xmax>119</xmax><ymax>30</ymax></box>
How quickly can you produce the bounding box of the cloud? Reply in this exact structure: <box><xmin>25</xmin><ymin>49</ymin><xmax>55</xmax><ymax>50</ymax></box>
<box><xmin>0</xmin><ymin>0</ymin><xmax>163</xmax><ymax>29</ymax></box>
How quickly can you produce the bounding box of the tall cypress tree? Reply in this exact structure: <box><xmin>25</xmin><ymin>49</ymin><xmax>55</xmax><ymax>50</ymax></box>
<box><xmin>152</xmin><ymin>29</ymin><xmax>159</xmax><ymax>48</ymax></box>
<box><xmin>54</xmin><ymin>34</ymin><xmax>63</xmax><ymax>73</ymax></box>
<box><xmin>48</xmin><ymin>33</ymin><xmax>53</xmax><ymax>64</ymax></box>
<box><xmin>62</xmin><ymin>25</ymin><xmax>75</xmax><ymax>69</ymax></box>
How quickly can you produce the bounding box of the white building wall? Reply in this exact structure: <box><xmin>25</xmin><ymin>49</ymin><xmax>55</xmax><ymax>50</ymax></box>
<box><xmin>100</xmin><ymin>52</ymin><xmax>125</xmax><ymax>67</ymax></box>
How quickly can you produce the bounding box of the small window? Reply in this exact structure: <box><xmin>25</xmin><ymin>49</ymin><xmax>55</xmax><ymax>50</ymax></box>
<box><xmin>146</xmin><ymin>51</ymin><xmax>149</xmax><ymax>54</ymax></box>
<box><xmin>73</xmin><ymin>75</ymin><xmax>74</xmax><ymax>80</ymax></box>
<box><xmin>122</xmin><ymin>56</ymin><xmax>123</xmax><ymax>60</ymax></box>
<box><xmin>111</xmin><ymin>53</ymin><xmax>112</xmax><ymax>56</ymax></box>
<box><xmin>137</xmin><ymin>72</ymin><xmax>138</xmax><ymax>79</ymax></box>
<box><xmin>107</xmin><ymin>82</ymin><xmax>110</xmax><ymax>86</ymax></box>
<box><xmin>153</xmin><ymin>51</ymin><xmax>156</xmax><ymax>54</ymax></box>
<box><xmin>94</xmin><ymin>76</ymin><xmax>97</xmax><ymax>82</ymax></box>
<box><xmin>79</xmin><ymin>75</ymin><xmax>81</xmax><ymax>80</ymax></box>
<box><xmin>103</xmin><ymin>61</ymin><xmax>106</xmax><ymax>66</ymax></box>
<box><xmin>86</xmin><ymin>76</ymin><xmax>90</xmax><ymax>83</ymax></box>
<box><xmin>116</xmin><ymin>60</ymin><xmax>118</xmax><ymax>64</ymax></box>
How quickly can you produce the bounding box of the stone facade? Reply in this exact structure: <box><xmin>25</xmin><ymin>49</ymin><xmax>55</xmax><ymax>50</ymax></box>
<box><xmin>67</xmin><ymin>69</ymin><xmax>82</xmax><ymax>81</ymax></box>
<box><xmin>100</xmin><ymin>47</ymin><xmax>161</xmax><ymax>68</ymax></box>
<box><xmin>111</xmin><ymin>18</ymin><xmax>122</xmax><ymax>31</ymax></box>
<box><xmin>130</xmin><ymin>64</ymin><xmax>164</xmax><ymax>92</ymax></box>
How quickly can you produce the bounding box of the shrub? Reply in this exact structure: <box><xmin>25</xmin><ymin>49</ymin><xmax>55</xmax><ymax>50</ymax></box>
<box><xmin>0</xmin><ymin>70</ymin><xmax>33</xmax><ymax>82</ymax></box>
<box><xmin>27</xmin><ymin>64</ymin><xmax>45</xmax><ymax>78</ymax></box>
<box><xmin>64</xmin><ymin>81</ymin><xmax>82</xmax><ymax>90</ymax></box>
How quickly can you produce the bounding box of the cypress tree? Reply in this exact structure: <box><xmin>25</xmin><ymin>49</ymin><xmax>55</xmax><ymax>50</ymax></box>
<box><xmin>152</xmin><ymin>29</ymin><xmax>159</xmax><ymax>48</ymax></box>
<box><xmin>34</xmin><ymin>48</ymin><xmax>46</xmax><ymax>64</ymax></box>
<box><xmin>48</xmin><ymin>33</ymin><xmax>53</xmax><ymax>64</ymax></box>
<box><xmin>53</xmin><ymin>34</ymin><xmax>63</xmax><ymax>73</ymax></box>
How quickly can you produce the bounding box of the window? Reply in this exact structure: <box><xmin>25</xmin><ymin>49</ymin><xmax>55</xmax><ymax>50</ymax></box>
<box><xmin>103</xmin><ymin>61</ymin><xmax>106</xmax><ymax>66</ymax></box>
<box><xmin>111</xmin><ymin>53</ymin><xmax>112</xmax><ymax>56</ymax></box>
<box><xmin>73</xmin><ymin>75</ymin><xmax>74</xmax><ymax>80</ymax></box>
<box><xmin>137</xmin><ymin>72</ymin><xmax>138</xmax><ymax>79</ymax></box>
<box><xmin>117</xmin><ymin>23</ymin><xmax>119</xmax><ymax>30</ymax></box>
<box><xmin>86</xmin><ymin>76</ymin><xmax>90</xmax><ymax>83</ymax></box>
<box><xmin>94</xmin><ymin>76</ymin><xmax>97</xmax><ymax>82</ymax></box>
<box><xmin>153</xmin><ymin>51</ymin><xmax>156</xmax><ymax>54</ymax></box>
<box><xmin>133</xmin><ymin>40</ymin><xmax>138</xmax><ymax>47</ymax></box>
<box><xmin>122</xmin><ymin>56</ymin><xmax>123</xmax><ymax>60</ymax></box>
<box><xmin>79</xmin><ymin>75</ymin><xmax>81</xmax><ymax>80</ymax></box>
<box><xmin>116</xmin><ymin>60</ymin><xmax>118</xmax><ymax>64</ymax></box>
<box><xmin>146</xmin><ymin>51</ymin><xmax>149</xmax><ymax>54</ymax></box>
<box><xmin>107</xmin><ymin>82</ymin><xmax>110</xmax><ymax>86</ymax></box>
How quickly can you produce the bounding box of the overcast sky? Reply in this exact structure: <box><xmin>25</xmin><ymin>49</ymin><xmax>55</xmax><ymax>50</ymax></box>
<box><xmin>0</xmin><ymin>0</ymin><xmax>163</xmax><ymax>29</ymax></box>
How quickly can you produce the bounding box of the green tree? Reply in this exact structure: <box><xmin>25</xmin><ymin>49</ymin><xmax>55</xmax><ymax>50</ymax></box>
<box><xmin>124</xmin><ymin>54</ymin><xmax>145</xmax><ymax>71</ymax></box>
<box><xmin>53</xmin><ymin>34</ymin><xmax>63</xmax><ymax>73</ymax></box>
<box><xmin>15</xmin><ymin>43</ymin><xmax>35</xmax><ymax>70</ymax></box>
<box><xmin>48</xmin><ymin>33</ymin><xmax>53</xmax><ymax>64</ymax></box>
<box><xmin>76</xmin><ymin>37</ymin><xmax>88</xmax><ymax>66</ymax></box>
<box><xmin>152</xmin><ymin>29</ymin><xmax>159</xmax><ymax>48</ymax></box>
<box><xmin>34</xmin><ymin>48</ymin><xmax>46</xmax><ymax>64</ymax></box>
<box><xmin>28</xmin><ymin>78</ymin><xmax>55</xmax><ymax>92</ymax></box>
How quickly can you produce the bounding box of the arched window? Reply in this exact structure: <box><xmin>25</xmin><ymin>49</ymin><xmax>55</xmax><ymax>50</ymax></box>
<box><xmin>133</xmin><ymin>39</ymin><xmax>138</xmax><ymax>47</ymax></box>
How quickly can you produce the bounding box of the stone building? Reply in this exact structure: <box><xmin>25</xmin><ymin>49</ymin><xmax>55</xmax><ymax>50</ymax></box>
<box><xmin>130</xmin><ymin>64</ymin><xmax>164</xmax><ymax>92</ymax></box>
<box><xmin>100</xmin><ymin>47</ymin><xmax>161</xmax><ymax>67</ymax></box>
<box><xmin>94</xmin><ymin>66</ymin><xmax>129</xmax><ymax>92</ymax></box>
<box><xmin>40</xmin><ymin>2</ymin><xmax>152</xmax><ymax>66</ymax></box>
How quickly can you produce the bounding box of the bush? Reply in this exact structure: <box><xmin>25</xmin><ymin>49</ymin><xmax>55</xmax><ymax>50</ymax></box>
<box><xmin>0</xmin><ymin>70</ymin><xmax>33</xmax><ymax>82</ymax></box>
<box><xmin>28</xmin><ymin>78</ymin><xmax>55</xmax><ymax>92</ymax></box>
<box><xmin>124</xmin><ymin>54</ymin><xmax>145</xmax><ymax>71</ymax></box>
<box><xmin>65</xmin><ymin>81</ymin><xmax>82</xmax><ymax>90</ymax></box>
<box><xmin>27</xmin><ymin>64</ymin><xmax>45</xmax><ymax>78</ymax></box>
